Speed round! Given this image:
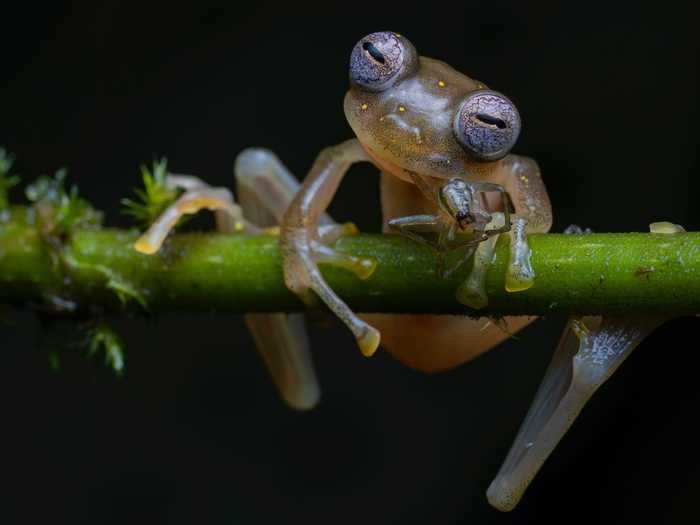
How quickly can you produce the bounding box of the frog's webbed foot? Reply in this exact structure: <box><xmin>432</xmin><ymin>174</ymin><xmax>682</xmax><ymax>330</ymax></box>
<box><xmin>486</xmin><ymin>315</ymin><xmax>666</xmax><ymax>511</ymax></box>
<box><xmin>280</xmin><ymin>140</ymin><xmax>380</xmax><ymax>357</ymax></box>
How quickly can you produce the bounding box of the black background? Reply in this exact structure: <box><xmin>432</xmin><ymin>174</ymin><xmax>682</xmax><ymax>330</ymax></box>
<box><xmin>2</xmin><ymin>2</ymin><xmax>699</xmax><ymax>524</ymax></box>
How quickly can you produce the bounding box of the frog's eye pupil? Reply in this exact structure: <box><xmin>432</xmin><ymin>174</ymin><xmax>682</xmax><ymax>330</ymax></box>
<box><xmin>362</xmin><ymin>41</ymin><xmax>386</xmax><ymax>64</ymax></box>
<box><xmin>475</xmin><ymin>113</ymin><xmax>507</xmax><ymax>129</ymax></box>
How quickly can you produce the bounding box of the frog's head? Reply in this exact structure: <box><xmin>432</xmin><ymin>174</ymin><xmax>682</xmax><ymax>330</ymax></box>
<box><xmin>344</xmin><ymin>32</ymin><xmax>521</xmax><ymax>180</ymax></box>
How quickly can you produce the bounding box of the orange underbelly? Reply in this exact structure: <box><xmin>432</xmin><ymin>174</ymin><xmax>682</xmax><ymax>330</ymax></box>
<box><xmin>360</xmin><ymin>313</ymin><xmax>537</xmax><ymax>373</ymax></box>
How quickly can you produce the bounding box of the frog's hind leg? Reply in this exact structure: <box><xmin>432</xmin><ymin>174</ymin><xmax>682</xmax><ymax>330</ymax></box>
<box><xmin>486</xmin><ymin>220</ymin><xmax>684</xmax><ymax>510</ymax></box>
<box><xmin>133</xmin><ymin>152</ymin><xmax>321</xmax><ymax>410</ymax></box>
<box><xmin>486</xmin><ymin>315</ymin><xmax>666</xmax><ymax>511</ymax></box>
<box><xmin>235</xmin><ymin>148</ymin><xmax>322</xmax><ymax>410</ymax></box>
<box><xmin>134</xmin><ymin>175</ymin><xmax>247</xmax><ymax>255</ymax></box>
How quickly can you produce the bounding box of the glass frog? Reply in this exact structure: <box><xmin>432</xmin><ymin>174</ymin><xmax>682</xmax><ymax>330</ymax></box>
<box><xmin>131</xmin><ymin>32</ymin><xmax>671</xmax><ymax>512</ymax></box>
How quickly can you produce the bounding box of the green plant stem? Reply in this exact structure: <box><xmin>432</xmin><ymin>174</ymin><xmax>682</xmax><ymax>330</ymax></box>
<box><xmin>1</xmin><ymin>208</ymin><xmax>699</xmax><ymax>316</ymax></box>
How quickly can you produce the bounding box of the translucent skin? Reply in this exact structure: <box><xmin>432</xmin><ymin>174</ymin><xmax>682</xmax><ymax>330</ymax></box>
<box><xmin>337</xmin><ymin>39</ymin><xmax>553</xmax><ymax>370</ymax></box>
<box><xmin>135</xmin><ymin>33</ymin><xmax>553</xmax><ymax>372</ymax></box>
<box><xmin>345</xmin><ymin>56</ymin><xmax>499</xmax><ymax>183</ymax></box>
<box><xmin>344</xmin><ymin>40</ymin><xmax>552</xmax><ymax>238</ymax></box>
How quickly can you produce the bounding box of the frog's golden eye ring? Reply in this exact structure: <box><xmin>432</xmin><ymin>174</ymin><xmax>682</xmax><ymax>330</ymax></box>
<box><xmin>453</xmin><ymin>90</ymin><xmax>521</xmax><ymax>161</ymax></box>
<box><xmin>349</xmin><ymin>31</ymin><xmax>418</xmax><ymax>92</ymax></box>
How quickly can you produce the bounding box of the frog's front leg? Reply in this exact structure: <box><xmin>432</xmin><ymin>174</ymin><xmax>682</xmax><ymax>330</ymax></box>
<box><xmin>280</xmin><ymin>139</ymin><xmax>381</xmax><ymax>357</ymax></box>
<box><xmin>499</xmin><ymin>155</ymin><xmax>553</xmax><ymax>291</ymax></box>
<box><xmin>388</xmin><ymin>214</ymin><xmax>479</xmax><ymax>278</ymax></box>
<box><xmin>455</xmin><ymin>155</ymin><xmax>552</xmax><ymax>308</ymax></box>
<box><xmin>359</xmin><ymin>173</ymin><xmax>535</xmax><ymax>372</ymax></box>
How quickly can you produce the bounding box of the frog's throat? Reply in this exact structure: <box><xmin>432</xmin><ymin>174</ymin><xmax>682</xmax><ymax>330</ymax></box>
<box><xmin>362</xmin><ymin>144</ymin><xmax>424</xmax><ymax>185</ymax></box>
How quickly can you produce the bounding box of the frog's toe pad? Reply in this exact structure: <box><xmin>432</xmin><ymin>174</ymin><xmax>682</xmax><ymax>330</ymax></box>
<box><xmin>487</xmin><ymin>477</ymin><xmax>524</xmax><ymax>513</ymax></box>
<box><xmin>134</xmin><ymin>237</ymin><xmax>159</xmax><ymax>255</ymax></box>
<box><xmin>506</xmin><ymin>218</ymin><xmax>535</xmax><ymax>292</ymax></box>
<box><xmin>357</xmin><ymin>326</ymin><xmax>381</xmax><ymax>357</ymax></box>
<box><xmin>313</xmin><ymin>243</ymin><xmax>377</xmax><ymax>281</ymax></box>
<box><xmin>649</xmin><ymin>221</ymin><xmax>685</xmax><ymax>234</ymax></box>
<box><xmin>505</xmin><ymin>262</ymin><xmax>535</xmax><ymax>292</ymax></box>
<box><xmin>455</xmin><ymin>281</ymin><xmax>489</xmax><ymax>310</ymax></box>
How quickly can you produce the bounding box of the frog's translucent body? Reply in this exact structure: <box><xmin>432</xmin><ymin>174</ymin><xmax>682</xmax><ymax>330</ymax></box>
<box><xmin>131</xmin><ymin>32</ymin><xmax>673</xmax><ymax>511</ymax></box>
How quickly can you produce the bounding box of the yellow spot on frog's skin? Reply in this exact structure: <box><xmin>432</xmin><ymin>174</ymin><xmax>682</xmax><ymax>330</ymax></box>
<box><xmin>520</xmin><ymin>175</ymin><xmax>529</xmax><ymax>185</ymax></box>
<box><xmin>398</xmin><ymin>105</ymin><xmax>406</xmax><ymax>112</ymax></box>
<box><xmin>360</xmin><ymin>103</ymin><xmax>368</xmax><ymax>111</ymax></box>
<box><xmin>438</xmin><ymin>80</ymin><xmax>446</xmax><ymax>88</ymax></box>
<box><xmin>394</xmin><ymin>32</ymin><xmax>401</xmax><ymax>37</ymax></box>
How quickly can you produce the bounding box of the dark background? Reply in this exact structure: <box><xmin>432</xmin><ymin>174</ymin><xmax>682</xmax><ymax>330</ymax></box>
<box><xmin>1</xmin><ymin>2</ymin><xmax>699</xmax><ymax>524</ymax></box>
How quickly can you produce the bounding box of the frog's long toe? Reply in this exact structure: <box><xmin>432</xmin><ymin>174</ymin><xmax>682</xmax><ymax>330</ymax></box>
<box><xmin>505</xmin><ymin>217</ymin><xmax>535</xmax><ymax>292</ymax></box>
<box><xmin>455</xmin><ymin>213</ymin><xmax>505</xmax><ymax>309</ymax></box>
<box><xmin>282</xmin><ymin>235</ymin><xmax>381</xmax><ymax>357</ymax></box>
<box><xmin>308</xmin><ymin>235</ymin><xmax>380</xmax><ymax>355</ymax></box>
<box><xmin>134</xmin><ymin>184</ymin><xmax>243</xmax><ymax>254</ymax></box>
<box><xmin>312</xmin><ymin>241</ymin><xmax>377</xmax><ymax>280</ymax></box>
<box><xmin>487</xmin><ymin>315</ymin><xmax>665</xmax><ymax>511</ymax></box>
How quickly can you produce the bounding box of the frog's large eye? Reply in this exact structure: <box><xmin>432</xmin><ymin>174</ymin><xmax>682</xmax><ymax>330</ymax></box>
<box><xmin>349</xmin><ymin>31</ymin><xmax>418</xmax><ymax>92</ymax></box>
<box><xmin>454</xmin><ymin>90</ymin><xmax>521</xmax><ymax>161</ymax></box>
